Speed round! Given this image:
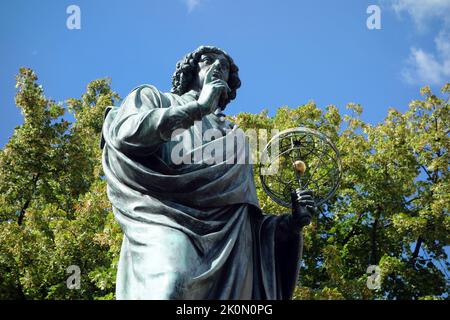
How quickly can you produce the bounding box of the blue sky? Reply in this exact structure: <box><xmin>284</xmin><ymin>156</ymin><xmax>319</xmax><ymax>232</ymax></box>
<box><xmin>0</xmin><ymin>0</ymin><xmax>449</xmax><ymax>286</ymax></box>
<box><xmin>1</xmin><ymin>0</ymin><xmax>449</xmax><ymax>148</ymax></box>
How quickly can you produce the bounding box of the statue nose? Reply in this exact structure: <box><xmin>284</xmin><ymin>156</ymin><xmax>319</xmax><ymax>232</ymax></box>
<box><xmin>213</xmin><ymin>70</ymin><xmax>222</xmax><ymax>78</ymax></box>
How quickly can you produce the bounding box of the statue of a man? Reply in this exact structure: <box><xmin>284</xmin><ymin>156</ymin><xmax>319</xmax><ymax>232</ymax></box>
<box><xmin>101</xmin><ymin>46</ymin><xmax>316</xmax><ymax>299</ymax></box>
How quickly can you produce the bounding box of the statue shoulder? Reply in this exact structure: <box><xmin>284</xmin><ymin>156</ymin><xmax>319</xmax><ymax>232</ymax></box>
<box><xmin>225</xmin><ymin>118</ymin><xmax>236</xmax><ymax>130</ymax></box>
<box><xmin>127</xmin><ymin>84</ymin><xmax>171</xmax><ymax>107</ymax></box>
<box><xmin>130</xmin><ymin>84</ymin><xmax>164</xmax><ymax>96</ymax></box>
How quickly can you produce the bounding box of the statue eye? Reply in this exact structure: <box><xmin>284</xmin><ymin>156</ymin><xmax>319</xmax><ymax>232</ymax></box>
<box><xmin>202</xmin><ymin>57</ymin><xmax>213</xmax><ymax>64</ymax></box>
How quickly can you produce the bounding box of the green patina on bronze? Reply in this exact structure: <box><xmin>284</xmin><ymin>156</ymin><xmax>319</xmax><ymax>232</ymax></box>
<box><xmin>101</xmin><ymin>46</ymin><xmax>312</xmax><ymax>299</ymax></box>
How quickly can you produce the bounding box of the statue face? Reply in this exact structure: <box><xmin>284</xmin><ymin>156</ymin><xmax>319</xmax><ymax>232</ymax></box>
<box><xmin>195</xmin><ymin>52</ymin><xmax>230</xmax><ymax>90</ymax></box>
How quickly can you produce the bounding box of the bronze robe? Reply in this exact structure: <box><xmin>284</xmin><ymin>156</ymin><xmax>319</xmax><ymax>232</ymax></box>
<box><xmin>101</xmin><ymin>85</ymin><xmax>303</xmax><ymax>299</ymax></box>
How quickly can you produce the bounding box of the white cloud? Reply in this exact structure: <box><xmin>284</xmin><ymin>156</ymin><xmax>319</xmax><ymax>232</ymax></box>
<box><xmin>384</xmin><ymin>0</ymin><xmax>450</xmax><ymax>85</ymax></box>
<box><xmin>184</xmin><ymin>0</ymin><xmax>201</xmax><ymax>13</ymax></box>
<box><xmin>402</xmin><ymin>31</ymin><xmax>450</xmax><ymax>85</ymax></box>
<box><xmin>390</xmin><ymin>0</ymin><xmax>450</xmax><ymax>30</ymax></box>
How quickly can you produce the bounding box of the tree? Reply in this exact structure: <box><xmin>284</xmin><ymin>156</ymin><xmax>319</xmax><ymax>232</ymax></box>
<box><xmin>234</xmin><ymin>84</ymin><xmax>449</xmax><ymax>300</ymax></box>
<box><xmin>0</xmin><ymin>68</ymin><xmax>448</xmax><ymax>299</ymax></box>
<box><xmin>0</xmin><ymin>68</ymin><xmax>121</xmax><ymax>299</ymax></box>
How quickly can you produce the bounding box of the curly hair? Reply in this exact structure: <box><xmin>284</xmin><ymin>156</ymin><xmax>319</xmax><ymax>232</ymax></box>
<box><xmin>171</xmin><ymin>46</ymin><xmax>241</xmax><ymax>109</ymax></box>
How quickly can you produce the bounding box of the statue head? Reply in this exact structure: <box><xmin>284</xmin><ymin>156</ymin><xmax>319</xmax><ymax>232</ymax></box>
<box><xmin>171</xmin><ymin>46</ymin><xmax>241</xmax><ymax>109</ymax></box>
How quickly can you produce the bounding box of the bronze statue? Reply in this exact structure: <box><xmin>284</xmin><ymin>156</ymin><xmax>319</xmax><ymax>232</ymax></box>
<box><xmin>101</xmin><ymin>46</ymin><xmax>315</xmax><ymax>299</ymax></box>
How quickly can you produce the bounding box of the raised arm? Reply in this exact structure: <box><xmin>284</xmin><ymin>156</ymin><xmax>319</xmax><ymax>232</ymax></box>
<box><xmin>103</xmin><ymin>61</ymin><xmax>229</xmax><ymax>156</ymax></box>
<box><xmin>104</xmin><ymin>85</ymin><xmax>205</xmax><ymax>156</ymax></box>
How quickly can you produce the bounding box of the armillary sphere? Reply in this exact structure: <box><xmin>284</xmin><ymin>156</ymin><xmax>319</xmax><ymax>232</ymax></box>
<box><xmin>259</xmin><ymin>127</ymin><xmax>341</xmax><ymax>208</ymax></box>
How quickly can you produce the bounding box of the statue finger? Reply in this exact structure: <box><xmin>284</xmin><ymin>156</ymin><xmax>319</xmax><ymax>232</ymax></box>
<box><xmin>210</xmin><ymin>79</ymin><xmax>226</xmax><ymax>87</ymax></box>
<box><xmin>298</xmin><ymin>190</ymin><xmax>314</xmax><ymax>196</ymax></box>
<box><xmin>212</xmin><ymin>84</ymin><xmax>227</xmax><ymax>92</ymax></box>
<box><xmin>205</xmin><ymin>61</ymin><xmax>220</xmax><ymax>84</ymax></box>
<box><xmin>211</xmin><ymin>79</ymin><xmax>231</xmax><ymax>92</ymax></box>
<box><xmin>300</xmin><ymin>200</ymin><xmax>315</xmax><ymax>206</ymax></box>
<box><xmin>221</xmin><ymin>80</ymin><xmax>231</xmax><ymax>93</ymax></box>
<box><xmin>291</xmin><ymin>190</ymin><xmax>298</xmax><ymax>204</ymax></box>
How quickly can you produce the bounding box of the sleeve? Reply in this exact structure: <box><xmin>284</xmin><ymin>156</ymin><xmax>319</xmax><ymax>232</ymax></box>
<box><xmin>254</xmin><ymin>212</ymin><xmax>303</xmax><ymax>299</ymax></box>
<box><xmin>275</xmin><ymin>213</ymin><xmax>303</xmax><ymax>242</ymax></box>
<box><xmin>106</xmin><ymin>85</ymin><xmax>205</xmax><ymax>156</ymax></box>
<box><xmin>273</xmin><ymin>214</ymin><xmax>304</xmax><ymax>299</ymax></box>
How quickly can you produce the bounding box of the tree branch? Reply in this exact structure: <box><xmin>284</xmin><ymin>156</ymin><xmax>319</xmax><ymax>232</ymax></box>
<box><xmin>420</xmin><ymin>165</ymin><xmax>433</xmax><ymax>181</ymax></box>
<box><xmin>17</xmin><ymin>172</ymin><xmax>40</xmax><ymax>226</ymax></box>
<box><xmin>370</xmin><ymin>208</ymin><xmax>381</xmax><ymax>265</ymax></box>
<box><xmin>343</xmin><ymin>212</ymin><xmax>364</xmax><ymax>245</ymax></box>
<box><xmin>410</xmin><ymin>236</ymin><xmax>424</xmax><ymax>263</ymax></box>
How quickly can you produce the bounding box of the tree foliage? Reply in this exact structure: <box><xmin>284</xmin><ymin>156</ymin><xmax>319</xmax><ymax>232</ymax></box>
<box><xmin>0</xmin><ymin>68</ymin><xmax>448</xmax><ymax>299</ymax></box>
<box><xmin>234</xmin><ymin>85</ymin><xmax>450</xmax><ymax>300</ymax></box>
<box><xmin>0</xmin><ymin>68</ymin><xmax>121</xmax><ymax>299</ymax></box>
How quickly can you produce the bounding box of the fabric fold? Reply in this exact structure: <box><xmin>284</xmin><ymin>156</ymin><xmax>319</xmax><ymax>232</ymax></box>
<box><xmin>102</xmin><ymin>84</ymin><xmax>302</xmax><ymax>299</ymax></box>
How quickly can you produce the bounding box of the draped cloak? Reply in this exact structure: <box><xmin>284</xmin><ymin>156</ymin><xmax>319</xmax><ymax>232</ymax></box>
<box><xmin>101</xmin><ymin>85</ymin><xmax>303</xmax><ymax>300</ymax></box>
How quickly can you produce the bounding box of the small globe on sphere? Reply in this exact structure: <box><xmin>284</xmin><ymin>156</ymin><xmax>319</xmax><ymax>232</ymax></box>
<box><xmin>293</xmin><ymin>160</ymin><xmax>306</xmax><ymax>174</ymax></box>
